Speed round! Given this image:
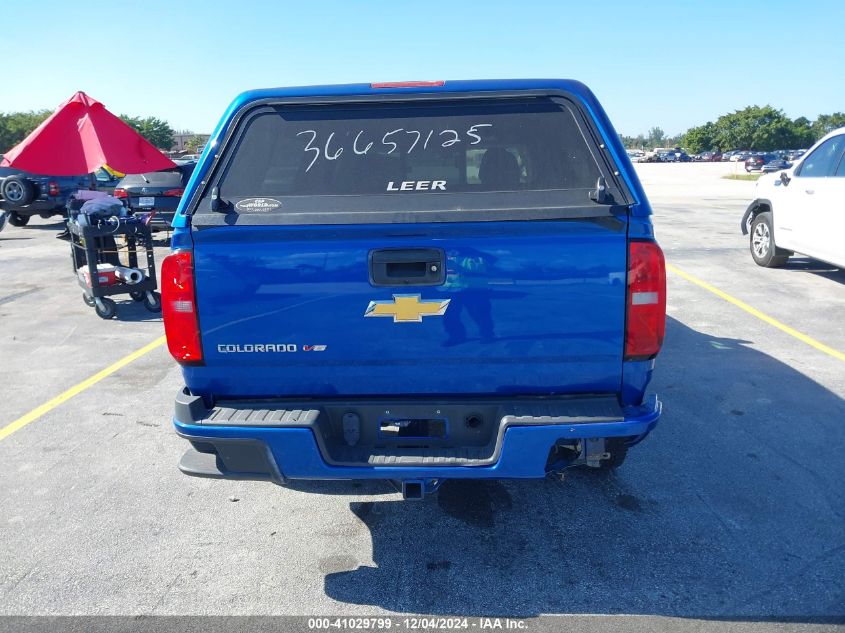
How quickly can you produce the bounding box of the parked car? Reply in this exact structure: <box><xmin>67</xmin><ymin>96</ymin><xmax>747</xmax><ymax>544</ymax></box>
<box><xmin>164</xmin><ymin>79</ymin><xmax>666</xmax><ymax>500</ymax></box>
<box><xmin>177</xmin><ymin>154</ymin><xmax>200</xmax><ymax>162</ymax></box>
<box><xmin>661</xmin><ymin>149</ymin><xmax>692</xmax><ymax>162</ymax></box>
<box><xmin>741</xmin><ymin>127</ymin><xmax>845</xmax><ymax>269</ymax></box>
<box><xmin>760</xmin><ymin>158</ymin><xmax>792</xmax><ymax>173</ymax></box>
<box><xmin>744</xmin><ymin>153</ymin><xmax>777</xmax><ymax>172</ymax></box>
<box><xmin>0</xmin><ymin>157</ymin><xmax>96</xmax><ymax>226</ymax></box>
<box><xmin>114</xmin><ymin>162</ymin><xmax>196</xmax><ymax>230</ymax></box>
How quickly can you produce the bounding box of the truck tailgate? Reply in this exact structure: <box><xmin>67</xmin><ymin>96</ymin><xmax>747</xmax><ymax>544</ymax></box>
<box><xmin>187</xmin><ymin>217</ymin><xmax>626</xmax><ymax>398</ymax></box>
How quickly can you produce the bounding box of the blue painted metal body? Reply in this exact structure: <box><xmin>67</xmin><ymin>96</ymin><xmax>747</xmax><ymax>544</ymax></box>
<box><xmin>170</xmin><ymin>79</ymin><xmax>662</xmax><ymax>483</ymax></box>
<box><xmin>186</xmin><ymin>219</ymin><xmax>629</xmax><ymax>398</ymax></box>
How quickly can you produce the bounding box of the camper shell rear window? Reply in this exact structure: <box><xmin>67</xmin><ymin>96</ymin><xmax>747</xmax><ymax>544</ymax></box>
<box><xmin>192</xmin><ymin>95</ymin><xmax>627</xmax><ymax>225</ymax></box>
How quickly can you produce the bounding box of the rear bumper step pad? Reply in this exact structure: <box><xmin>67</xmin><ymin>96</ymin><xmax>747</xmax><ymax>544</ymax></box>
<box><xmin>173</xmin><ymin>389</ymin><xmax>661</xmax><ymax>482</ymax></box>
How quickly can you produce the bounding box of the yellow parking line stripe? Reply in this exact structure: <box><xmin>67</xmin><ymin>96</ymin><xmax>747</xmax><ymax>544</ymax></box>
<box><xmin>667</xmin><ymin>263</ymin><xmax>845</xmax><ymax>362</ymax></box>
<box><xmin>0</xmin><ymin>335</ymin><xmax>167</xmax><ymax>443</ymax></box>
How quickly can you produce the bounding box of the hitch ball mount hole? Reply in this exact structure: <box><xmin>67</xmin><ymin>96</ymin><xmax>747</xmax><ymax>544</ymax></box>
<box><xmin>465</xmin><ymin>414</ymin><xmax>483</xmax><ymax>429</ymax></box>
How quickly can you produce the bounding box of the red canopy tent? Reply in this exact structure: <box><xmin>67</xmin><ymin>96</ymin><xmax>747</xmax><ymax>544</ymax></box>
<box><xmin>0</xmin><ymin>91</ymin><xmax>175</xmax><ymax>175</ymax></box>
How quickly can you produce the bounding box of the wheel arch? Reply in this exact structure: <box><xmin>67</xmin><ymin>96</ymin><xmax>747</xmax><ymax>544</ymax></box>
<box><xmin>741</xmin><ymin>198</ymin><xmax>773</xmax><ymax>235</ymax></box>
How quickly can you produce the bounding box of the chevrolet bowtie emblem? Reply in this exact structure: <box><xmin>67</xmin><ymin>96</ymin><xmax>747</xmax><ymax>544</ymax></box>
<box><xmin>364</xmin><ymin>294</ymin><xmax>450</xmax><ymax>323</ymax></box>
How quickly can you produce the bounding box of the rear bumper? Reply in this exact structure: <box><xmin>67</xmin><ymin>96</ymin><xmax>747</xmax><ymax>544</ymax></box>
<box><xmin>173</xmin><ymin>391</ymin><xmax>661</xmax><ymax>483</ymax></box>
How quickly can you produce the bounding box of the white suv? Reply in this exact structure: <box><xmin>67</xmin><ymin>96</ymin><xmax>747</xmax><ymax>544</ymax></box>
<box><xmin>741</xmin><ymin>127</ymin><xmax>845</xmax><ymax>268</ymax></box>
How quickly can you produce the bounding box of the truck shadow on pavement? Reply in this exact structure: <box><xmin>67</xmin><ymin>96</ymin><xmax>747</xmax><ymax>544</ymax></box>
<box><xmin>322</xmin><ymin>316</ymin><xmax>845</xmax><ymax>621</ymax></box>
<box><xmin>782</xmin><ymin>258</ymin><xmax>845</xmax><ymax>284</ymax></box>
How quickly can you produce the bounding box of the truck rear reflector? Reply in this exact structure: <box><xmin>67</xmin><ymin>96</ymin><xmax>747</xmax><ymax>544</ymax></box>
<box><xmin>162</xmin><ymin>251</ymin><xmax>204</xmax><ymax>365</ymax></box>
<box><xmin>625</xmin><ymin>241</ymin><xmax>666</xmax><ymax>360</ymax></box>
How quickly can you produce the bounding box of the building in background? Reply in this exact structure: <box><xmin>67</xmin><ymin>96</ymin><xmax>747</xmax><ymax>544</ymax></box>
<box><xmin>170</xmin><ymin>132</ymin><xmax>210</xmax><ymax>154</ymax></box>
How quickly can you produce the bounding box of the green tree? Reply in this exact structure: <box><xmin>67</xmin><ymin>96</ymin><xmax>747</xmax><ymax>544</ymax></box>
<box><xmin>811</xmin><ymin>113</ymin><xmax>845</xmax><ymax>140</ymax></box>
<box><xmin>790</xmin><ymin>116</ymin><xmax>815</xmax><ymax>148</ymax></box>
<box><xmin>184</xmin><ymin>134</ymin><xmax>207</xmax><ymax>153</ymax></box>
<box><xmin>647</xmin><ymin>126</ymin><xmax>666</xmax><ymax>148</ymax></box>
<box><xmin>681</xmin><ymin>122</ymin><xmax>717</xmax><ymax>153</ymax></box>
<box><xmin>621</xmin><ymin>129</ymin><xmax>681</xmax><ymax>151</ymax></box>
<box><xmin>119</xmin><ymin>115</ymin><xmax>175</xmax><ymax>151</ymax></box>
<box><xmin>0</xmin><ymin>110</ymin><xmax>51</xmax><ymax>152</ymax></box>
<box><xmin>620</xmin><ymin>133</ymin><xmax>646</xmax><ymax>149</ymax></box>
<box><xmin>751</xmin><ymin>115</ymin><xmax>799</xmax><ymax>151</ymax></box>
<box><xmin>707</xmin><ymin>106</ymin><xmax>804</xmax><ymax>151</ymax></box>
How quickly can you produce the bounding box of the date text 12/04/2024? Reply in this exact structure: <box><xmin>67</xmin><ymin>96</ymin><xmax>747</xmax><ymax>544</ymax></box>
<box><xmin>306</xmin><ymin>617</ymin><xmax>528</xmax><ymax>630</ymax></box>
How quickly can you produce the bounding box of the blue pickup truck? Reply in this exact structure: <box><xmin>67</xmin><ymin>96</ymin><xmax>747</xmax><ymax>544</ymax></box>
<box><xmin>163</xmin><ymin>79</ymin><xmax>666</xmax><ymax>499</ymax></box>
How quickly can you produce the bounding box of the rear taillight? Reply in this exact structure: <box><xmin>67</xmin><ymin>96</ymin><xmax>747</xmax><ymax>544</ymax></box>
<box><xmin>163</xmin><ymin>188</ymin><xmax>184</xmax><ymax>197</ymax></box>
<box><xmin>162</xmin><ymin>251</ymin><xmax>203</xmax><ymax>365</ymax></box>
<box><xmin>48</xmin><ymin>181</ymin><xmax>59</xmax><ymax>196</ymax></box>
<box><xmin>625</xmin><ymin>240</ymin><xmax>666</xmax><ymax>360</ymax></box>
<box><xmin>113</xmin><ymin>188</ymin><xmax>128</xmax><ymax>199</ymax></box>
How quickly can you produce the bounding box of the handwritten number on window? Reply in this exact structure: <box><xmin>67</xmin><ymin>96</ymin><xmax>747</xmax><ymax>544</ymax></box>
<box><xmin>423</xmin><ymin>130</ymin><xmax>434</xmax><ymax>150</ymax></box>
<box><xmin>296</xmin><ymin>123</ymin><xmax>492</xmax><ymax>170</ymax></box>
<box><xmin>296</xmin><ymin>130</ymin><xmax>320</xmax><ymax>172</ymax></box>
<box><xmin>382</xmin><ymin>129</ymin><xmax>403</xmax><ymax>154</ymax></box>
<box><xmin>353</xmin><ymin>131</ymin><xmax>373</xmax><ymax>155</ymax></box>
<box><xmin>324</xmin><ymin>132</ymin><xmax>343</xmax><ymax>161</ymax></box>
<box><xmin>439</xmin><ymin>129</ymin><xmax>460</xmax><ymax>148</ymax></box>
<box><xmin>467</xmin><ymin>124</ymin><xmax>493</xmax><ymax>145</ymax></box>
<box><xmin>406</xmin><ymin>130</ymin><xmax>421</xmax><ymax>153</ymax></box>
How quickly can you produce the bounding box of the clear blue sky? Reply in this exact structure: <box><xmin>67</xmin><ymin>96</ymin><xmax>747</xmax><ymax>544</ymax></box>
<box><xmin>4</xmin><ymin>0</ymin><xmax>843</xmax><ymax>136</ymax></box>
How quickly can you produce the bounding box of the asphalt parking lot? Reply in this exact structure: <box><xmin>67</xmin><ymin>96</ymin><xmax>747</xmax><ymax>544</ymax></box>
<box><xmin>0</xmin><ymin>162</ymin><xmax>843</xmax><ymax>628</ymax></box>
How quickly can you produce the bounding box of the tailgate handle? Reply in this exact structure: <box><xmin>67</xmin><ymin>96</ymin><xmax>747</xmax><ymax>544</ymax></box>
<box><xmin>369</xmin><ymin>248</ymin><xmax>445</xmax><ymax>286</ymax></box>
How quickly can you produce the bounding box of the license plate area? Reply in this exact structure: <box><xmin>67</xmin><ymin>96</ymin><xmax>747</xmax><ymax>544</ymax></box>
<box><xmin>379</xmin><ymin>418</ymin><xmax>447</xmax><ymax>439</ymax></box>
<box><xmin>138</xmin><ymin>196</ymin><xmax>155</xmax><ymax>208</ymax></box>
<box><xmin>302</xmin><ymin>402</ymin><xmax>499</xmax><ymax>460</ymax></box>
